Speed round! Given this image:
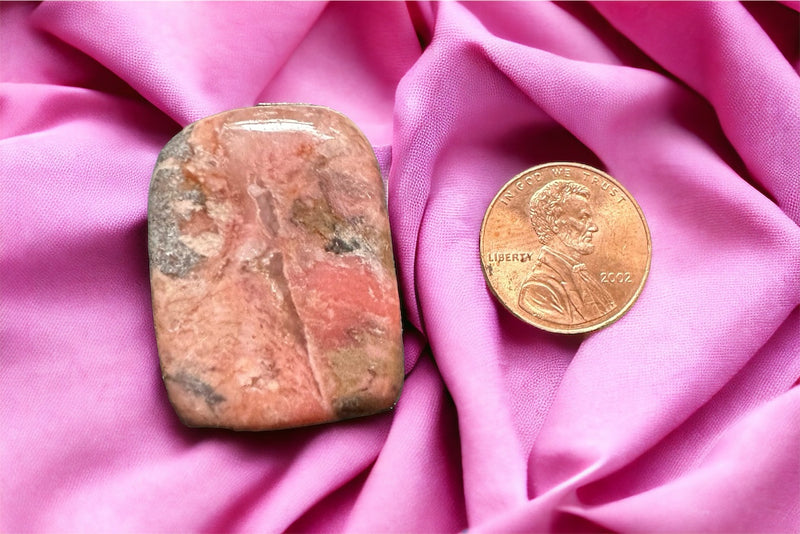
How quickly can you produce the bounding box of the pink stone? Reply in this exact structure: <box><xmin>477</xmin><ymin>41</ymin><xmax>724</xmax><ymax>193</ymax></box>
<box><xmin>148</xmin><ymin>104</ymin><xmax>403</xmax><ymax>431</ymax></box>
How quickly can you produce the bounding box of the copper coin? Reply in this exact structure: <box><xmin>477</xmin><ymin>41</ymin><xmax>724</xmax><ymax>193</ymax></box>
<box><xmin>480</xmin><ymin>162</ymin><xmax>651</xmax><ymax>334</ymax></box>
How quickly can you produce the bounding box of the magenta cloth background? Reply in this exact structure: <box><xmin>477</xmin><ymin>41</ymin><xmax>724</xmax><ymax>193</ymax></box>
<box><xmin>2</xmin><ymin>2</ymin><xmax>799</xmax><ymax>532</ymax></box>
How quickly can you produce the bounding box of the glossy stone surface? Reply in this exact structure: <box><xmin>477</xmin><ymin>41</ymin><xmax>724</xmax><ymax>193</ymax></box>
<box><xmin>148</xmin><ymin>105</ymin><xmax>403</xmax><ymax>431</ymax></box>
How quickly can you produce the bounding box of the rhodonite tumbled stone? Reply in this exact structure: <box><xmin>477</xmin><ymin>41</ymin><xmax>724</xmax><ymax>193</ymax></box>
<box><xmin>148</xmin><ymin>104</ymin><xmax>403</xmax><ymax>431</ymax></box>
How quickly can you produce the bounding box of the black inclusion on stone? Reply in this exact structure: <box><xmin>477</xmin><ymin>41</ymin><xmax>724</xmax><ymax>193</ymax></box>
<box><xmin>169</xmin><ymin>372</ymin><xmax>226</xmax><ymax>407</ymax></box>
<box><xmin>333</xmin><ymin>395</ymin><xmax>365</xmax><ymax>418</ymax></box>
<box><xmin>325</xmin><ymin>236</ymin><xmax>361</xmax><ymax>254</ymax></box>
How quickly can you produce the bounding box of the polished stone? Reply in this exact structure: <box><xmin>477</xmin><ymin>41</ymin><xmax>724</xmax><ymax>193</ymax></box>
<box><xmin>148</xmin><ymin>105</ymin><xmax>403</xmax><ymax>431</ymax></box>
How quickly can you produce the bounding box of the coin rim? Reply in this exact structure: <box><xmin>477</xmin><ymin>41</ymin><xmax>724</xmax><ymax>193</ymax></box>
<box><xmin>479</xmin><ymin>162</ymin><xmax>652</xmax><ymax>334</ymax></box>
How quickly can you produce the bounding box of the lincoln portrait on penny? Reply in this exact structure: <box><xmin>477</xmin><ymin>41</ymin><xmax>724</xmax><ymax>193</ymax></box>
<box><xmin>518</xmin><ymin>179</ymin><xmax>615</xmax><ymax>324</ymax></box>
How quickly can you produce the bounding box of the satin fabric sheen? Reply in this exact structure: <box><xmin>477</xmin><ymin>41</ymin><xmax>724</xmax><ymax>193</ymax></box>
<box><xmin>2</xmin><ymin>2</ymin><xmax>799</xmax><ymax>532</ymax></box>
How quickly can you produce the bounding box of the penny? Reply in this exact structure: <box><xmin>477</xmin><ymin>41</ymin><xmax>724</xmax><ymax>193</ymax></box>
<box><xmin>479</xmin><ymin>162</ymin><xmax>651</xmax><ymax>334</ymax></box>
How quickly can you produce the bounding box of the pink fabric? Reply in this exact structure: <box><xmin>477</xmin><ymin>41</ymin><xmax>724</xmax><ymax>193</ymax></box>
<box><xmin>2</xmin><ymin>1</ymin><xmax>799</xmax><ymax>532</ymax></box>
